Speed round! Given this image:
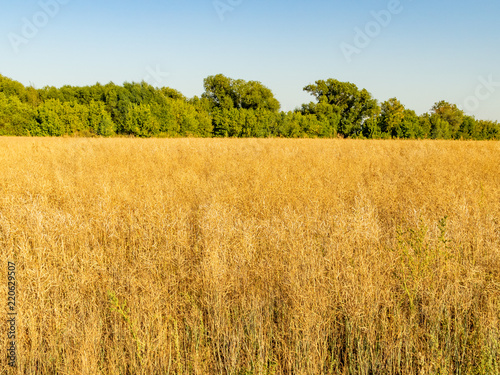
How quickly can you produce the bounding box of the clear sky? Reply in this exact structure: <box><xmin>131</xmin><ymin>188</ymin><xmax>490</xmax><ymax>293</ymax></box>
<box><xmin>1</xmin><ymin>0</ymin><xmax>499</xmax><ymax>121</ymax></box>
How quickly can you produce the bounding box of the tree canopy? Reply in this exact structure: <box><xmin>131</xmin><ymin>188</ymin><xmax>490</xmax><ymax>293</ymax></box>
<box><xmin>203</xmin><ymin>74</ymin><xmax>280</xmax><ymax>112</ymax></box>
<box><xmin>303</xmin><ymin>79</ymin><xmax>378</xmax><ymax>137</ymax></box>
<box><xmin>0</xmin><ymin>73</ymin><xmax>498</xmax><ymax>139</ymax></box>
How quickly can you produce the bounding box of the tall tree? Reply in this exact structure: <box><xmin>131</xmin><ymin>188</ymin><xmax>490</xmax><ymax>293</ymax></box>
<box><xmin>303</xmin><ymin>79</ymin><xmax>378</xmax><ymax>137</ymax></box>
<box><xmin>202</xmin><ymin>74</ymin><xmax>280</xmax><ymax>112</ymax></box>
<box><xmin>379</xmin><ymin>98</ymin><xmax>421</xmax><ymax>138</ymax></box>
<box><xmin>237</xmin><ymin>80</ymin><xmax>280</xmax><ymax>112</ymax></box>
<box><xmin>202</xmin><ymin>74</ymin><xmax>240</xmax><ymax>111</ymax></box>
<box><xmin>431</xmin><ymin>101</ymin><xmax>464</xmax><ymax>139</ymax></box>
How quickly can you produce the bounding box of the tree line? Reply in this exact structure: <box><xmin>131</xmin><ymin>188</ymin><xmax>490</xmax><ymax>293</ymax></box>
<box><xmin>0</xmin><ymin>73</ymin><xmax>498</xmax><ymax>139</ymax></box>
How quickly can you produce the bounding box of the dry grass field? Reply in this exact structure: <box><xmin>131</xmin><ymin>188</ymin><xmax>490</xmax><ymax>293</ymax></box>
<box><xmin>1</xmin><ymin>137</ymin><xmax>499</xmax><ymax>374</ymax></box>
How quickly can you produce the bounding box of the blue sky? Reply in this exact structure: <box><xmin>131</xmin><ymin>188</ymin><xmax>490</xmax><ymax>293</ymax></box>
<box><xmin>1</xmin><ymin>0</ymin><xmax>499</xmax><ymax>120</ymax></box>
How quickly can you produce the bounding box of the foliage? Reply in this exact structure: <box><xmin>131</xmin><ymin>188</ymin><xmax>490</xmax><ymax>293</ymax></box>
<box><xmin>378</xmin><ymin>98</ymin><xmax>421</xmax><ymax>138</ymax></box>
<box><xmin>202</xmin><ymin>74</ymin><xmax>280</xmax><ymax>113</ymax></box>
<box><xmin>303</xmin><ymin>78</ymin><xmax>379</xmax><ymax>137</ymax></box>
<box><xmin>0</xmin><ymin>73</ymin><xmax>499</xmax><ymax>139</ymax></box>
<box><xmin>0</xmin><ymin>93</ymin><xmax>35</xmax><ymax>135</ymax></box>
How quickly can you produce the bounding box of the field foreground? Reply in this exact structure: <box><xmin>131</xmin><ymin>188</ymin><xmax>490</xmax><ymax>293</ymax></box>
<box><xmin>1</xmin><ymin>138</ymin><xmax>499</xmax><ymax>374</ymax></box>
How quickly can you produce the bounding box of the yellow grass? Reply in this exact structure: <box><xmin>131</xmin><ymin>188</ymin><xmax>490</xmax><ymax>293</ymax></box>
<box><xmin>1</xmin><ymin>137</ymin><xmax>499</xmax><ymax>374</ymax></box>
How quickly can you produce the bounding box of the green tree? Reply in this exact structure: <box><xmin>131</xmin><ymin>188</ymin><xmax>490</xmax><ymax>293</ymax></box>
<box><xmin>170</xmin><ymin>100</ymin><xmax>212</xmax><ymax>137</ymax></box>
<box><xmin>379</xmin><ymin>98</ymin><xmax>405</xmax><ymax>137</ymax></box>
<box><xmin>202</xmin><ymin>74</ymin><xmax>238</xmax><ymax>111</ymax></box>
<box><xmin>0</xmin><ymin>75</ymin><xmax>30</xmax><ymax>102</ymax></box>
<box><xmin>378</xmin><ymin>98</ymin><xmax>421</xmax><ymax>138</ymax></box>
<box><xmin>275</xmin><ymin>112</ymin><xmax>303</xmax><ymax>138</ymax></box>
<box><xmin>31</xmin><ymin>99</ymin><xmax>66</xmax><ymax>136</ymax></box>
<box><xmin>161</xmin><ymin>87</ymin><xmax>186</xmax><ymax>101</ymax></box>
<box><xmin>431</xmin><ymin>101</ymin><xmax>464</xmax><ymax>139</ymax></box>
<box><xmin>400</xmin><ymin>109</ymin><xmax>422</xmax><ymax>138</ymax></box>
<box><xmin>124</xmin><ymin>103</ymin><xmax>160</xmax><ymax>137</ymax></box>
<box><xmin>476</xmin><ymin>119</ymin><xmax>500</xmax><ymax>140</ymax></box>
<box><xmin>202</xmin><ymin>74</ymin><xmax>280</xmax><ymax>112</ymax></box>
<box><xmin>60</xmin><ymin>101</ymin><xmax>90</xmax><ymax>135</ymax></box>
<box><xmin>88</xmin><ymin>100</ymin><xmax>115</xmax><ymax>136</ymax></box>
<box><xmin>211</xmin><ymin>107</ymin><xmax>242</xmax><ymax>137</ymax></box>
<box><xmin>300</xmin><ymin>101</ymin><xmax>340</xmax><ymax>137</ymax></box>
<box><xmin>150</xmin><ymin>102</ymin><xmax>178</xmax><ymax>136</ymax></box>
<box><xmin>238</xmin><ymin>80</ymin><xmax>280</xmax><ymax>112</ymax></box>
<box><xmin>429</xmin><ymin>114</ymin><xmax>451</xmax><ymax>139</ymax></box>
<box><xmin>362</xmin><ymin>117</ymin><xmax>383</xmax><ymax>139</ymax></box>
<box><xmin>0</xmin><ymin>93</ymin><xmax>36</xmax><ymax>135</ymax></box>
<box><xmin>303</xmin><ymin>79</ymin><xmax>378</xmax><ymax>137</ymax></box>
<box><xmin>456</xmin><ymin>115</ymin><xmax>477</xmax><ymax>139</ymax></box>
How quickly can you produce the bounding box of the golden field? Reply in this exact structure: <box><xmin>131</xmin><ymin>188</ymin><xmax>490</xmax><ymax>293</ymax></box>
<box><xmin>1</xmin><ymin>137</ymin><xmax>499</xmax><ymax>374</ymax></box>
